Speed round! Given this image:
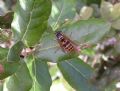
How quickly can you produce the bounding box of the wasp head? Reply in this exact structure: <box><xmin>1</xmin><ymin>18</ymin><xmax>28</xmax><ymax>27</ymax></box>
<box><xmin>55</xmin><ymin>31</ymin><xmax>63</xmax><ymax>39</ymax></box>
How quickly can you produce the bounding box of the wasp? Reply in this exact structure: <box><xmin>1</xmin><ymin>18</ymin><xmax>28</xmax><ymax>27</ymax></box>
<box><xmin>55</xmin><ymin>31</ymin><xmax>81</xmax><ymax>53</ymax></box>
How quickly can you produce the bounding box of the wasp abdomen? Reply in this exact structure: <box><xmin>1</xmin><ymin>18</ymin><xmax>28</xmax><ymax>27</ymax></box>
<box><xmin>55</xmin><ymin>31</ymin><xmax>79</xmax><ymax>53</ymax></box>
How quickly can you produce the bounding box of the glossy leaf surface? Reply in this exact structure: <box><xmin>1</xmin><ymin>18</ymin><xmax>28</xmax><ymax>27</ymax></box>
<box><xmin>12</xmin><ymin>0</ymin><xmax>52</xmax><ymax>46</ymax></box>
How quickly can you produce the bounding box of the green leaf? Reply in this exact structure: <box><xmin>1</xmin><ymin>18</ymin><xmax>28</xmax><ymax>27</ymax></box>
<box><xmin>26</xmin><ymin>56</ymin><xmax>41</xmax><ymax>91</ymax></box>
<box><xmin>57</xmin><ymin>58</ymin><xmax>99</xmax><ymax>91</ymax></box>
<box><xmin>26</xmin><ymin>55</ymin><xmax>52</xmax><ymax>91</ymax></box>
<box><xmin>58</xmin><ymin>19</ymin><xmax>111</xmax><ymax>44</ymax></box>
<box><xmin>0</xmin><ymin>47</ymin><xmax>8</xmax><ymax>61</ymax></box>
<box><xmin>6</xmin><ymin>62</ymin><xmax>32</xmax><ymax>91</ymax></box>
<box><xmin>7</xmin><ymin>41</ymin><xmax>24</xmax><ymax>62</ymax></box>
<box><xmin>12</xmin><ymin>0</ymin><xmax>52</xmax><ymax>46</ymax></box>
<box><xmin>0</xmin><ymin>45</ymin><xmax>22</xmax><ymax>80</ymax></box>
<box><xmin>36</xmin><ymin>19</ymin><xmax>111</xmax><ymax>62</ymax></box>
<box><xmin>49</xmin><ymin>0</ymin><xmax>77</xmax><ymax>29</ymax></box>
<box><xmin>0</xmin><ymin>61</ymin><xmax>20</xmax><ymax>80</ymax></box>
<box><xmin>32</xmin><ymin>58</ymin><xmax>52</xmax><ymax>91</ymax></box>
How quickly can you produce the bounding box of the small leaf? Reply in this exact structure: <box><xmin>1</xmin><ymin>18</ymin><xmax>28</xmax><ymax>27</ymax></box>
<box><xmin>6</xmin><ymin>62</ymin><xmax>32</xmax><ymax>91</ymax></box>
<box><xmin>57</xmin><ymin>58</ymin><xmax>99</xmax><ymax>91</ymax></box>
<box><xmin>32</xmin><ymin>58</ymin><xmax>52</xmax><ymax>91</ymax></box>
<box><xmin>12</xmin><ymin>0</ymin><xmax>52</xmax><ymax>46</ymax></box>
<box><xmin>7</xmin><ymin>41</ymin><xmax>24</xmax><ymax>62</ymax></box>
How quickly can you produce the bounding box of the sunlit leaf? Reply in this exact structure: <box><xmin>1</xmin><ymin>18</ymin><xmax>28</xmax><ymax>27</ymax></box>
<box><xmin>12</xmin><ymin>0</ymin><xmax>52</xmax><ymax>46</ymax></box>
<box><xmin>30</xmin><ymin>80</ymin><xmax>43</xmax><ymax>91</ymax></box>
